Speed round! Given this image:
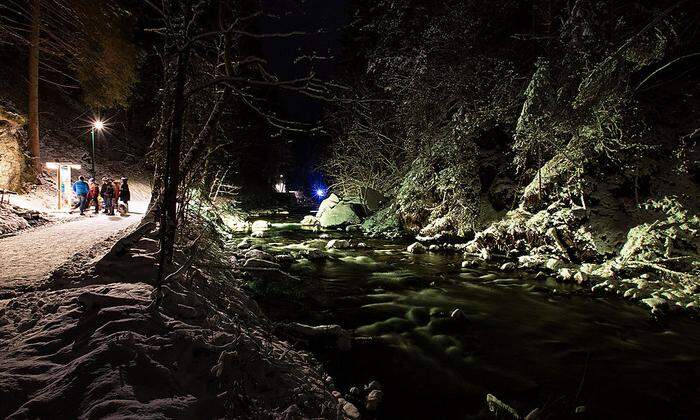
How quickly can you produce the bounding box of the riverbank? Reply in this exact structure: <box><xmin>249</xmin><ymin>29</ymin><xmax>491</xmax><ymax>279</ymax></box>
<box><xmin>222</xmin><ymin>216</ymin><xmax>700</xmax><ymax>419</ymax></box>
<box><xmin>0</xmin><ymin>219</ymin><xmax>340</xmax><ymax>418</ymax></box>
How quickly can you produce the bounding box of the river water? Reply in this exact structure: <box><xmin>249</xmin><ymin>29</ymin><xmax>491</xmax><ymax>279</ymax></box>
<box><xmin>234</xmin><ymin>220</ymin><xmax>700</xmax><ymax>419</ymax></box>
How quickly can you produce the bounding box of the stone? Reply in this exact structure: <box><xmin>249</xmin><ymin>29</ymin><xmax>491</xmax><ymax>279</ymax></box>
<box><xmin>356</xmin><ymin>242</ymin><xmax>368</xmax><ymax>249</ymax></box>
<box><xmin>245</xmin><ymin>249</ymin><xmax>273</xmax><ymax>260</ymax></box>
<box><xmin>341</xmin><ymin>401</ymin><xmax>361</xmax><ymax>419</ymax></box>
<box><xmin>275</xmin><ymin>254</ymin><xmax>295</xmax><ymax>267</ymax></box>
<box><xmin>642</xmin><ymin>297</ymin><xmax>667</xmax><ymax>311</ymax></box>
<box><xmin>346</xmin><ymin>224</ymin><xmax>361</xmax><ymax>233</ymax></box>
<box><xmin>407</xmin><ymin>242</ymin><xmax>426</xmax><ymax>254</ymax></box>
<box><xmin>251</xmin><ymin>230</ymin><xmax>266</xmax><ymax>238</ymax></box>
<box><xmin>365</xmin><ymin>389</ymin><xmax>384</xmax><ymax>411</ymax></box>
<box><xmin>316</xmin><ymin>193</ymin><xmax>341</xmax><ymax>218</ymax></box>
<box><xmin>365</xmin><ymin>380</ymin><xmax>382</xmax><ymax>392</ymax></box>
<box><xmin>464</xmin><ymin>241</ymin><xmax>479</xmax><ymax>253</ymax></box>
<box><xmin>236</xmin><ymin>239</ymin><xmax>251</xmax><ymax>249</ymax></box>
<box><xmin>243</xmin><ymin>258</ymin><xmax>280</xmax><ymax>269</ymax></box>
<box><xmin>546</xmin><ymin>258</ymin><xmax>565</xmax><ymax>271</ymax></box>
<box><xmin>535</xmin><ymin>271</ymin><xmax>547</xmax><ymax>280</ymax></box>
<box><xmin>300</xmin><ymin>215</ymin><xmax>320</xmax><ymax>227</ymax></box>
<box><xmin>326</xmin><ymin>239</ymin><xmax>351</xmax><ymax>249</ymax></box>
<box><xmin>518</xmin><ymin>255</ymin><xmax>547</xmax><ymax>269</ymax></box>
<box><xmin>319</xmin><ymin>233</ymin><xmax>330</xmax><ymax>239</ymax></box>
<box><xmin>557</xmin><ymin>268</ymin><xmax>573</xmax><ymax>281</ymax></box>
<box><xmin>319</xmin><ymin>202</ymin><xmax>362</xmax><ymax>228</ymax></box>
<box><xmin>480</xmin><ymin>248</ymin><xmax>492</xmax><ymax>261</ymax></box>
<box><xmin>500</xmin><ymin>262</ymin><xmax>516</xmax><ymax>271</ymax></box>
<box><xmin>462</xmin><ymin>260</ymin><xmax>479</xmax><ymax>268</ymax></box>
<box><xmin>359</xmin><ymin>187</ymin><xmax>387</xmax><ymax>212</ymax></box>
<box><xmin>251</xmin><ymin>220</ymin><xmax>271</xmax><ymax>230</ymax></box>
<box><xmin>298</xmin><ymin>248</ymin><xmax>326</xmax><ymax>261</ymax></box>
<box><xmin>573</xmin><ymin>271</ymin><xmax>587</xmax><ymax>284</ymax></box>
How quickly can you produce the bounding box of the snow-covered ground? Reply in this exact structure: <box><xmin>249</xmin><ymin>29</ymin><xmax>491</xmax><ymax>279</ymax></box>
<box><xmin>0</xmin><ymin>210</ymin><xmax>143</xmax><ymax>291</ymax></box>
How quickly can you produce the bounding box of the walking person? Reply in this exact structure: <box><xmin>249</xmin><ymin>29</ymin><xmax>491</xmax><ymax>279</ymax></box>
<box><xmin>119</xmin><ymin>177</ymin><xmax>131</xmax><ymax>215</ymax></box>
<box><xmin>87</xmin><ymin>178</ymin><xmax>100</xmax><ymax>214</ymax></box>
<box><xmin>71</xmin><ymin>175</ymin><xmax>89</xmax><ymax>215</ymax></box>
<box><xmin>101</xmin><ymin>177</ymin><xmax>115</xmax><ymax>215</ymax></box>
<box><xmin>112</xmin><ymin>178</ymin><xmax>121</xmax><ymax>216</ymax></box>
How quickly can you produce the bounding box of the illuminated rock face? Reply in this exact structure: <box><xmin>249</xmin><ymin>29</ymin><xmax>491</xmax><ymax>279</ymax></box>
<box><xmin>0</xmin><ymin>106</ymin><xmax>26</xmax><ymax>191</ymax></box>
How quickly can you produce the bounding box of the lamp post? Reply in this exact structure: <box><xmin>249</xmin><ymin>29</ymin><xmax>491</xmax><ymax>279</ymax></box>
<box><xmin>90</xmin><ymin>120</ymin><xmax>104</xmax><ymax>177</ymax></box>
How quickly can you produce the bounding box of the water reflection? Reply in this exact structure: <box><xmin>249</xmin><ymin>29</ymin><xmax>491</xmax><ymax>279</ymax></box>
<box><xmin>237</xmin><ymin>221</ymin><xmax>700</xmax><ymax>419</ymax></box>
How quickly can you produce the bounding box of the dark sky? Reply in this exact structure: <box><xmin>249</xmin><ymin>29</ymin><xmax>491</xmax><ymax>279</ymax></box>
<box><xmin>257</xmin><ymin>0</ymin><xmax>350</xmax><ymax>191</ymax></box>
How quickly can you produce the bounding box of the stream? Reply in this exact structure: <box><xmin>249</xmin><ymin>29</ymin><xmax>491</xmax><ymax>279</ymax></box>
<box><xmin>233</xmin><ymin>217</ymin><xmax>700</xmax><ymax>419</ymax></box>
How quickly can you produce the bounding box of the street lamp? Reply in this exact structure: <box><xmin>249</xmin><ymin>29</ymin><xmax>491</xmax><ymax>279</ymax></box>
<box><xmin>90</xmin><ymin>119</ymin><xmax>104</xmax><ymax>177</ymax></box>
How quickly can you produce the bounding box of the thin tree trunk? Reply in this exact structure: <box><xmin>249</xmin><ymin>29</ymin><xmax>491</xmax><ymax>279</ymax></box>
<box><xmin>156</xmin><ymin>46</ymin><xmax>190</xmax><ymax>290</ymax></box>
<box><xmin>28</xmin><ymin>0</ymin><xmax>41</xmax><ymax>171</ymax></box>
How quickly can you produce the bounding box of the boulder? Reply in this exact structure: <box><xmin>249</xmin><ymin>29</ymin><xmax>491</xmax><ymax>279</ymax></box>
<box><xmin>557</xmin><ymin>267</ymin><xmax>573</xmax><ymax>281</ymax></box>
<box><xmin>407</xmin><ymin>242</ymin><xmax>426</xmax><ymax>254</ymax></box>
<box><xmin>236</xmin><ymin>238</ymin><xmax>251</xmax><ymax>249</ymax></box>
<box><xmin>316</xmin><ymin>193</ymin><xmax>341</xmax><ymax>218</ymax></box>
<box><xmin>359</xmin><ymin>187</ymin><xmax>387</xmax><ymax>212</ymax></box>
<box><xmin>326</xmin><ymin>239</ymin><xmax>351</xmax><ymax>249</ymax></box>
<box><xmin>500</xmin><ymin>262</ymin><xmax>517</xmax><ymax>271</ymax></box>
<box><xmin>245</xmin><ymin>249</ymin><xmax>273</xmax><ymax>261</ymax></box>
<box><xmin>300</xmin><ymin>215</ymin><xmax>320</xmax><ymax>227</ymax></box>
<box><xmin>0</xmin><ymin>105</ymin><xmax>27</xmax><ymax>191</ymax></box>
<box><xmin>251</xmin><ymin>230</ymin><xmax>266</xmax><ymax>238</ymax></box>
<box><xmin>243</xmin><ymin>258</ymin><xmax>280</xmax><ymax>269</ymax></box>
<box><xmin>251</xmin><ymin>220</ymin><xmax>271</xmax><ymax>230</ymax></box>
<box><xmin>341</xmin><ymin>401</ymin><xmax>361</xmax><ymax>419</ymax></box>
<box><xmin>365</xmin><ymin>389</ymin><xmax>384</xmax><ymax>411</ymax></box>
<box><xmin>546</xmin><ymin>258</ymin><xmax>565</xmax><ymax>271</ymax></box>
<box><xmin>318</xmin><ymin>202</ymin><xmax>362</xmax><ymax>228</ymax></box>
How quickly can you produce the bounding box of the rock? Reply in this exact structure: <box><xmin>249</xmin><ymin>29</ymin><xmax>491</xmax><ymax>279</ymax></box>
<box><xmin>319</xmin><ymin>202</ymin><xmax>362</xmax><ymax>228</ymax></box>
<box><xmin>356</xmin><ymin>242</ymin><xmax>368</xmax><ymax>249</ymax></box>
<box><xmin>275</xmin><ymin>254</ymin><xmax>295</xmax><ymax>267</ymax></box>
<box><xmin>341</xmin><ymin>401</ymin><xmax>361</xmax><ymax>419</ymax></box>
<box><xmin>407</xmin><ymin>242</ymin><xmax>426</xmax><ymax>254</ymax></box>
<box><xmin>365</xmin><ymin>389</ymin><xmax>384</xmax><ymax>411</ymax></box>
<box><xmin>480</xmin><ymin>248</ymin><xmax>492</xmax><ymax>261</ymax></box>
<box><xmin>364</xmin><ymin>380</ymin><xmax>382</xmax><ymax>392</ymax></box>
<box><xmin>251</xmin><ymin>230</ymin><xmax>266</xmax><ymax>238</ymax></box>
<box><xmin>535</xmin><ymin>271</ymin><xmax>547</xmax><ymax>280</ymax></box>
<box><xmin>316</xmin><ymin>193</ymin><xmax>341</xmax><ymax>218</ymax></box>
<box><xmin>236</xmin><ymin>239</ymin><xmax>251</xmax><ymax>249</ymax></box>
<box><xmin>298</xmin><ymin>248</ymin><xmax>326</xmax><ymax>261</ymax></box>
<box><xmin>348</xmin><ymin>386</ymin><xmax>360</xmax><ymax>396</ymax></box>
<box><xmin>500</xmin><ymin>262</ymin><xmax>516</xmax><ymax>271</ymax></box>
<box><xmin>450</xmin><ymin>308</ymin><xmax>468</xmax><ymax>322</ymax></box>
<box><xmin>300</xmin><ymin>215</ymin><xmax>320</xmax><ymax>227</ymax></box>
<box><xmin>428</xmin><ymin>244</ymin><xmax>441</xmax><ymax>252</ymax></box>
<box><xmin>546</xmin><ymin>258</ymin><xmax>565</xmax><ymax>271</ymax></box>
<box><xmin>359</xmin><ymin>187</ymin><xmax>387</xmax><ymax>212</ymax></box>
<box><xmin>332</xmin><ymin>391</ymin><xmax>342</xmax><ymax>399</ymax></box>
<box><xmin>557</xmin><ymin>267</ymin><xmax>573</xmax><ymax>281</ymax></box>
<box><xmin>319</xmin><ymin>233</ymin><xmax>330</xmax><ymax>239</ymax></box>
<box><xmin>245</xmin><ymin>249</ymin><xmax>273</xmax><ymax>260</ymax></box>
<box><xmin>462</xmin><ymin>260</ymin><xmax>479</xmax><ymax>268</ymax></box>
<box><xmin>326</xmin><ymin>239</ymin><xmax>351</xmax><ymax>249</ymax></box>
<box><xmin>346</xmin><ymin>224</ymin><xmax>361</xmax><ymax>233</ymax></box>
<box><xmin>642</xmin><ymin>297</ymin><xmax>667</xmax><ymax>311</ymax></box>
<box><xmin>575</xmin><ymin>405</ymin><xmax>586</xmax><ymax>414</ymax></box>
<box><xmin>243</xmin><ymin>258</ymin><xmax>281</xmax><ymax>269</ymax></box>
<box><xmin>573</xmin><ymin>271</ymin><xmax>587</xmax><ymax>284</ymax></box>
<box><xmin>464</xmin><ymin>241</ymin><xmax>479</xmax><ymax>254</ymax></box>
<box><xmin>251</xmin><ymin>220</ymin><xmax>271</xmax><ymax>230</ymax></box>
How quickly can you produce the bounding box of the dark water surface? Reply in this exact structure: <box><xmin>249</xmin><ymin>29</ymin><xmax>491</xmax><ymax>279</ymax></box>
<box><xmin>236</xmin><ymin>220</ymin><xmax>700</xmax><ymax>419</ymax></box>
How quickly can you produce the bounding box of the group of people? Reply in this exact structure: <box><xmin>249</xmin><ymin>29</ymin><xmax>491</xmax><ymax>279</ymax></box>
<box><xmin>71</xmin><ymin>176</ymin><xmax>131</xmax><ymax>216</ymax></box>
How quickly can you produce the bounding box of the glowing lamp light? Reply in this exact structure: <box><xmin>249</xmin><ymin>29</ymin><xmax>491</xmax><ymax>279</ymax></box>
<box><xmin>93</xmin><ymin>120</ymin><xmax>104</xmax><ymax>131</ymax></box>
<box><xmin>315</xmin><ymin>189</ymin><xmax>326</xmax><ymax>198</ymax></box>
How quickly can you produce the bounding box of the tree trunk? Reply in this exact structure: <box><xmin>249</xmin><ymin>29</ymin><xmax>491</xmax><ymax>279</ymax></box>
<box><xmin>156</xmin><ymin>46</ymin><xmax>190</xmax><ymax>287</ymax></box>
<box><xmin>28</xmin><ymin>0</ymin><xmax>41</xmax><ymax>171</ymax></box>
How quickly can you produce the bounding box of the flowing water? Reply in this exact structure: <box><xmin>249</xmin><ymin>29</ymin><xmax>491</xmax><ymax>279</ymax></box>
<box><xmin>234</xmin><ymin>219</ymin><xmax>700</xmax><ymax>419</ymax></box>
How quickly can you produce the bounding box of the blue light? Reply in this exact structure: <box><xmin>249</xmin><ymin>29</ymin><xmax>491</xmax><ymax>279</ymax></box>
<box><xmin>316</xmin><ymin>189</ymin><xmax>326</xmax><ymax>198</ymax></box>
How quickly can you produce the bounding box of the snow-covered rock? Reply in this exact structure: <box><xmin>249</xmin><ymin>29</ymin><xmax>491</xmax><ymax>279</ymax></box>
<box><xmin>407</xmin><ymin>242</ymin><xmax>426</xmax><ymax>254</ymax></box>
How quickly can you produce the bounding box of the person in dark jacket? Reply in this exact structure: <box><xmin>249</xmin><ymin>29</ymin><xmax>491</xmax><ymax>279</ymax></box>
<box><xmin>71</xmin><ymin>175</ymin><xmax>89</xmax><ymax>215</ymax></box>
<box><xmin>87</xmin><ymin>178</ymin><xmax>100</xmax><ymax>214</ymax></box>
<box><xmin>101</xmin><ymin>177</ymin><xmax>115</xmax><ymax>215</ymax></box>
<box><xmin>119</xmin><ymin>177</ymin><xmax>131</xmax><ymax>214</ymax></box>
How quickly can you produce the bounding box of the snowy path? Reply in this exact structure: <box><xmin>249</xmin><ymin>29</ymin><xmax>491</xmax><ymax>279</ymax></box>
<box><xmin>0</xmin><ymin>212</ymin><xmax>142</xmax><ymax>290</ymax></box>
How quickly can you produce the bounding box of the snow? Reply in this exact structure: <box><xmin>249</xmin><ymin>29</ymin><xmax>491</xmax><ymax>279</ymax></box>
<box><xmin>0</xmin><ymin>212</ymin><xmax>142</xmax><ymax>291</ymax></box>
